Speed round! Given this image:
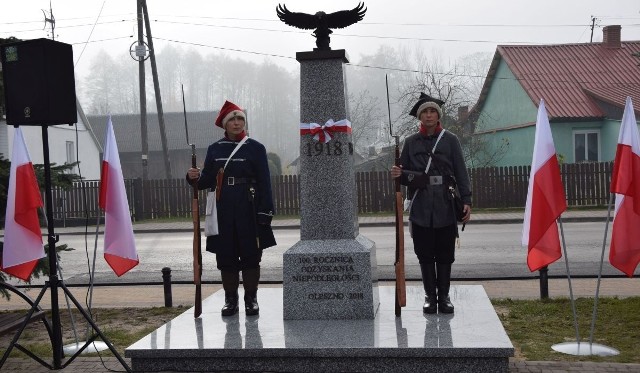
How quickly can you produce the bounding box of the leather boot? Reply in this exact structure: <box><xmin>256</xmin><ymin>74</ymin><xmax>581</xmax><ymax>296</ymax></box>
<box><xmin>242</xmin><ymin>268</ymin><xmax>260</xmax><ymax>316</ymax></box>
<box><xmin>221</xmin><ymin>271</ymin><xmax>239</xmax><ymax>316</ymax></box>
<box><xmin>436</xmin><ymin>263</ymin><xmax>454</xmax><ymax>314</ymax></box>
<box><xmin>420</xmin><ymin>263</ymin><xmax>437</xmax><ymax>314</ymax></box>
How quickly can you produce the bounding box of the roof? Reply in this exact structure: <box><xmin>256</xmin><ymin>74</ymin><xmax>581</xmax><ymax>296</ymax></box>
<box><xmin>475</xmin><ymin>40</ymin><xmax>640</xmax><ymax>120</ymax></box>
<box><xmin>87</xmin><ymin>111</ymin><xmax>224</xmax><ymax>153</ymax></box>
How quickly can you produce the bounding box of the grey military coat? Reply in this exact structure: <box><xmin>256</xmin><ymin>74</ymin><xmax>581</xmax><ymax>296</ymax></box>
<box><xmin>399</xmin><ymin>129</ymin><xmax>472</xmax><ymax>228</ymax></box>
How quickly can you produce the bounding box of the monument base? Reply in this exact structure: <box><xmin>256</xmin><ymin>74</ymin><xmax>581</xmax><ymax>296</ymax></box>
<box><xmin>125</xmin><ymin>286</ymin><xmax>514</xmax><ymax>373</ymax></box>
<box><xmin>282</xmin><ymin>234</ymin><xmax>378</xmax><ymax>319</ymax></box>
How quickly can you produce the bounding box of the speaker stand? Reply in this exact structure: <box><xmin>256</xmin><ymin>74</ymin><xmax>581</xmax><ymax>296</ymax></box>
<box><xmin>0</xmin><ymin>125</ymin><xmax>131</xmax><ymax>372</ymax></box>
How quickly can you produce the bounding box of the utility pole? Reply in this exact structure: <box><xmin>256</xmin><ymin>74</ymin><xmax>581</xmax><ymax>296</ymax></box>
<box><xmin>142</xmin><ymin>0</ymin><xmax>172</xmax><ymax>179</ymax></box>
<box><xmin>590</xmin><ymin>16</ymin><xmax>597</xmax><ymax>43</ymax></box>
<box><xmin>137</xmin><ymin>0</ymin><xmax>149</xmax><ymax>183</ymax></box>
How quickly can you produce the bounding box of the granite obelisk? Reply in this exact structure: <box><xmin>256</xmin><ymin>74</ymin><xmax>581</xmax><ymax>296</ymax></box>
<box><xmin>282</xmin><ymin>49</ymin><xmax>379</xmax><ymax>319</ymax></box>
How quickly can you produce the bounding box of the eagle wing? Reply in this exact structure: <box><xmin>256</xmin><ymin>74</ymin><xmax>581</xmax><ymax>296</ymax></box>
<box><xmin>276</xmin><ymin>4</ymin><xmax>317</xmax><ymax>30</ymax></box>
<box><xmin>325</xmin><ymin>2</ymin><xmax>366</xmax><ymax>29</ymax></box>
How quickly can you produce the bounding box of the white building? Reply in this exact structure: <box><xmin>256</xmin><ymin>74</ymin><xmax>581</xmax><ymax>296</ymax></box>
<box><xmin>0</xmin><ymin>101</ymin><xmax>102</xmax><ymax>180</ymax></box>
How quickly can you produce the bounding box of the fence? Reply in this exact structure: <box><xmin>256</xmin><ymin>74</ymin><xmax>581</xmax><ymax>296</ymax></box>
<box><xmin>48</xmin><ymin>162</ymin><xmax>613</xmax><ymax>222</ymax></box>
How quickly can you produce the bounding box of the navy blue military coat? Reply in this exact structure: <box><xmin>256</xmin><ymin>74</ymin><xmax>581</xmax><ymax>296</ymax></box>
<box><xmin>196</xmin><ymin>136</ymin><xmax>276</xmax><ymax>256</ymax></box>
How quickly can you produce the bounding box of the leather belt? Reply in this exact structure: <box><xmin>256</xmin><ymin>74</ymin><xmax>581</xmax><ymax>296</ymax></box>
<box><xmin>226</xmin><ymin>177</ymin><xmax>257</xmax><ymax>186</ymax></box>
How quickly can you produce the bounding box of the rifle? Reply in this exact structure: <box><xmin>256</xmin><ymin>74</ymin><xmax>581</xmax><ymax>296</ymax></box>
<box><xmin>387</xmin><ymin>75</ymin><xmax>406</xmax><ymax>317</ymax></box>
<box><xmin>182</xmin><ymin>84</ymin><xmax>202</xmax><ymax>318</ymax></box>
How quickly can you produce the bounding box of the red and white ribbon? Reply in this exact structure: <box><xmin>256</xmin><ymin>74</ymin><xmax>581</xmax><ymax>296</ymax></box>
<box><xmin>300</xmin><ymin>119</ymin><xmax>352</xmax><ymax>143</ymax></box>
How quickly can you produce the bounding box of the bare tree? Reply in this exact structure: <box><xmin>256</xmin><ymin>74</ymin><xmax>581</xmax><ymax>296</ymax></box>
<box><xmin>348</xmin><ymin>89</ymin><xmax>385</xmax><ymax>156</ymax></box>
<box><xmin>83</xmin><ymin>50</ymin><xmax>139</xmax><ymax>114</ymax></box>
<box><xmin>394</xmin><ymin>49</ymin><xmax>507</xmax><ymax>167</ymax></box>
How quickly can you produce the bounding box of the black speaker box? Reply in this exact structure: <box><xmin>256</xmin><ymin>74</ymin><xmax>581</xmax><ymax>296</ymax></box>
<box><xmin>1</xmin><ymin>38</ymin><xmax>77</xmax><ymax>126</ymax></box>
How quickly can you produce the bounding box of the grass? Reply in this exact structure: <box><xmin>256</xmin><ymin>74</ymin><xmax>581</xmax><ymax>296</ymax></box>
<box><xmin>492</xmin><ymin>297</ymin><xmax>640</xmax><ymax>363</ymax></box>
<box><xmin>2</xmin><ymin>298</ymin><xmax>639</xmax><ymax>363</ymax></box>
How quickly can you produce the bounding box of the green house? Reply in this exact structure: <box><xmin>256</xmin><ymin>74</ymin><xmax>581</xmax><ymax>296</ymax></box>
<box><xmin>471</xmin><ymin>25</ymin><xmax>640</xmax><ymax>167</ymax></box>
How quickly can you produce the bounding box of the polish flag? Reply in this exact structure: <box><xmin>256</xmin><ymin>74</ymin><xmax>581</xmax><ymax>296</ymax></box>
<box><xmin>522</xmin><ymin>99</ymin><xmax>567</xmax><ymax>272</ymax></box>
<box><xmin>1</xmin><ymin>128</ymin><xmax>44</xmax><ymax>281</ymax></box>
<box><xmin>99</xmin><ymin>117</ymin><xmax>138</xmax><ymax>276</ymax></box>
<box><xmin>609</xmin><ymin>97</ymin><xmax>640</xmax><ymax>277</ymax></box>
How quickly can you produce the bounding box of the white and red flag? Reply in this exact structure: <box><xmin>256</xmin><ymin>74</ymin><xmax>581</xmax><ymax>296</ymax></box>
<box><xmin>99</xmin><ymin>116</ymin><xmax>138</xmax><ymax>276</ymax></box>
<box><xmin>1</xmin><ymin>128</ymin><xmax>44</xmax><ymax>281</ymax></box>
<box><xmin>609</xmin><ymin>97</ymin><xmax>640</xmax><ymax>277</ymax></box>
<box><xmin>522</xmin><ymin>99</ymin><xmax>567</xmax><ymax>272</ymax></box>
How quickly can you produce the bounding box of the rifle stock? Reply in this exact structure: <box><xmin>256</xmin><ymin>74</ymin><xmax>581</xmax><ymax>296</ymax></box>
<box><xmin>191</xmin><ymin>149</ymin><xmax>203</xmax><ymax>318</ymax></box>
<box><xmin>386</xmin><ymin>75</ymin><xmax>406</xmax><ymax>316</ymax></box>
<box><xmin>183</xmin><ymin>84</ymin><xmax>202</xmax><ymax>318</ymax></box>
<box><xmin>394</xmin><ymin>140</ymin><xmax>407</xmax><ymax>316</ymax></box>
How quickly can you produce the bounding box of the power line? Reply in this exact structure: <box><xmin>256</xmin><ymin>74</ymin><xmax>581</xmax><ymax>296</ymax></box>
<box><xmin>0</xmin><ymin>13</ymin><xmax>135</xmax><ymax>25</ymax></box>
<box><xmin>74</xmin><ymin>0</ymin><xmax>107</xmax><ymax>67</ymax></box>
<box><xmin>0</xmin><ymin>19</ymin><xmax>133</xmax><ymax>34</ymax></box>
<box><xmin>149</xmin><ymin>36</ymin><xmax>640</xmax><ymax>87</ymax></box>
<box><xmin>69</xmin><ymin>35</ymin><xmax>133</xmax><ymax>45</ymax></box>
<box><xmin>3</xmin><ymin>16</ymin><xmax>639</xmax><ymax>46</ymax></box>
<box><xmin>152</xmin><ymin>36</ymin><xmax>297</xmax><ymax>60</ymax></box>
<box><xmin>152</xmin><ymin>13</ymin><xmax>640</xmax><ymax>28</ymax></box>
<box><xmin>150</xmin><ymin>20</ymin><xmax>571</xmax><ymax>45</ymax></box>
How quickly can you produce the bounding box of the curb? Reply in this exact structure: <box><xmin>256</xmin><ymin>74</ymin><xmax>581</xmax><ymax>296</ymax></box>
<box><xmin>0</xmin><ymin>215</ymin><xmax>609</xmax><ymax>238</ymax></box>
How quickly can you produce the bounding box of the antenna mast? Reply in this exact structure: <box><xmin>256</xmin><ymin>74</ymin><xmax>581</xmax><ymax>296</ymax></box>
<box><xmin>42</xmin><ymin>1</ymin><xmax>56</xmax><ymax>40</ymax></box>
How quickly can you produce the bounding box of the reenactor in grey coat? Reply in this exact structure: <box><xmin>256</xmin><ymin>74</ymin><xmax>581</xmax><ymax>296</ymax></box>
<box><xmin>391</xmin><ymin>93</ymin><xmax>472</xmax><ymax>314</ymax></box>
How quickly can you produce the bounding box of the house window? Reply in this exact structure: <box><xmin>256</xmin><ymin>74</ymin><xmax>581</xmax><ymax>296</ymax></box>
<box><xmin>66</xmin><ymin>141</ymin><xmax>75</xmax><ymax>164</ymax></box>
<box><xmin>573</xmin><ymin>131</ymin><xmax>599</xmax><ymax>163</ymax></box>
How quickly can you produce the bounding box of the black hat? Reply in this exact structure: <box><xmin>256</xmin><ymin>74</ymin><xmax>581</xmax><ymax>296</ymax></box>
<box><xmin>409</xmin><ymin>93</ymin><xmax>445</xmax><ymax>118</ymax></box>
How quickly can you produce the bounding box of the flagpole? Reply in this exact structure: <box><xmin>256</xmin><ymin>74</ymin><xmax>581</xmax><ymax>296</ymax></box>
<box><xmin>552</xmin><ymin>211</ymin><xmax>619</xmax><ymax>356</ymax></box>
<box><xmin>559</xmin><ymin>218</ymin><xmax>580</xmax><ymax>343</ymax></box>
<box><xmin>62</xmin><ymin>215</ymin><xmax>109</xmax><ymax>355</ymax></box>
<box><xmin>589</xmin><ymin>193</ymin><xmax>613</xmax><ymax>345</ymax></box>
<box><xmin>550</xmin><ymin>217</ymin><xmax>583</xmax><ymax>355</ymax></box>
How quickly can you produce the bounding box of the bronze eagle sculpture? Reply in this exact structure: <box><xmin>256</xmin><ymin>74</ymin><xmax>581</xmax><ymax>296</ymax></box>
<box><xmin>276</xmin><ymin>3</ymin><xmax>366</xmax><ymax>51</ymax></box>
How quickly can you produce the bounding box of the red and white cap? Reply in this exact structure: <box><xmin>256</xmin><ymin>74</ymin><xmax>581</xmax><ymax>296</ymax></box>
<box><xmin>214</xmin><ymin>100</ymin><xmax>246</xmax><ymax>128</ymax></box>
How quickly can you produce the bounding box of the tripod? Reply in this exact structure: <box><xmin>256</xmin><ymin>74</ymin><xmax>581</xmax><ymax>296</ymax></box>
<box><xmin>0</xmin><ymin>125</ymin><xmax>131</xmax><ymax>372</ymax></box>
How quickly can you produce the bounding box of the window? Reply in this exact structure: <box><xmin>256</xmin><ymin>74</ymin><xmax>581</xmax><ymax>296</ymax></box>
<box><xmin>573</xmin><ymin>131</ymin><xmax>599</xmax><ymax>163</ymax></box>
<box><xmin>66</xmin><ymin>141</ymin><xmax>75</xmax><ymax>164</ymax></box>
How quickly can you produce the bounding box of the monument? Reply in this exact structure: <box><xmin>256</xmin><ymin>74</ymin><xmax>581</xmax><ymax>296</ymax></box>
<box><xmin>124</xmin><ymin>4</ymin><xmax>514</xmax><ymax>371</ymax></box>
<box><xmin>277</xmin><ymin>3</ymin><xmax>378</xmax><ymax>320</ymax></box>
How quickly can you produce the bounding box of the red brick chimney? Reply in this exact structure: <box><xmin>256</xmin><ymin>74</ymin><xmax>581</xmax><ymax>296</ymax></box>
<box><xmin>603</xmin><ymin>25</ymin><xmax>621</xmax><ymax>49</ymax></box>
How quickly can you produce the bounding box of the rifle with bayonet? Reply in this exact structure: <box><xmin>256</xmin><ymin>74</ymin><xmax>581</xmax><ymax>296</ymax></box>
<box><xmin>182</xmin><ymin>84</ymin><xmax>202</xmax><ymax>318</ymax></box>
<box><xmin>387</xmin><ymin>75</ymin><xmax>406</xmax><ymax>317</ymax></box>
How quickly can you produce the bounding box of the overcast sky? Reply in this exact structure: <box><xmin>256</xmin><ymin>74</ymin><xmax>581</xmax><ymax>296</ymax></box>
<box><xmin>1</xmin><ymin>0</ymin><xmax>640</xmax><ymax>79</ymax></box>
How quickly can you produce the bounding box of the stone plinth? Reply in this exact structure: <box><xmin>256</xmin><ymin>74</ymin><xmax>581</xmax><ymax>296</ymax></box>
<box><xmin>125</xmin><ymin>286</ymin><xmax>514</xmax><ymax>373</ymax></box>
<box><xmin>282</xmin><ymin>235</ymin><xmax>379</xmax><ymax>319</ymax></box>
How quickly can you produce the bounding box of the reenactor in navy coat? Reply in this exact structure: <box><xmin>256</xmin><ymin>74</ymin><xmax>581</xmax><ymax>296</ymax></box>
<box><xmin>187</xmin><ymin>100</ymin><xmax>276</xmax><ymax>316</ymax></box>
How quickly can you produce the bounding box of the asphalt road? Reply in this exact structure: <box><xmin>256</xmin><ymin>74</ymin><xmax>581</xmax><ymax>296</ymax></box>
<box><xmin>31</xmin><ymin>220</ymin><xmax>626</xmax><ymax>287</ymax></box>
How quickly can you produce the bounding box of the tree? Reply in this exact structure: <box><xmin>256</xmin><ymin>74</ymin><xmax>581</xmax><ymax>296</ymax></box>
<box><xmin>459</xmin><ymin>113</ymin><xmax>510</xmax><ymax>168</ymax></box>
<box><xmin>83</xmin><ymin>50</ymin><xmax>139</xmax><ymax>114</ymax></box>
<box><xmin>0</xmin><ymin>155</ymin><xmax>81</xmax><ymax>223</ymax></box>
<box><xmin>267</xmin><ymin>152</ymin><xmax>282</xmax><ymax>176</ymax></box>
<box><xmin>0</xmin><ymin>155</ymin><xmax>79</xmax><ymax>296</ymax></box>
<box><xmin>393</xmin><ymin>49</ymin><xmax>506</xmax><ymax>167</ymax></box>
<box><xmin>346</xmin><ymin>46</ymin><xmax>407</xmax><ymax>157</ymax></box>
<box><xmin>348</xmin><ymin>89</ymin><xmax>386</xmax><ymax>156</ymax></box>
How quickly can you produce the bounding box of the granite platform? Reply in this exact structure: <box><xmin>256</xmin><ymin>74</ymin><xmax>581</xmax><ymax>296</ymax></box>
<box><xmin>125</xmin><ymin>285</ymin><xmax>513</xmax><ymax>372</ymax></box>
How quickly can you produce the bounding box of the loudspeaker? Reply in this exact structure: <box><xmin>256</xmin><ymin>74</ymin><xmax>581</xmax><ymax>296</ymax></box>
<box><xmin>1</xmin><ymin>38</ymin><xmax>77</xmax><ymax>126</ymax></box>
